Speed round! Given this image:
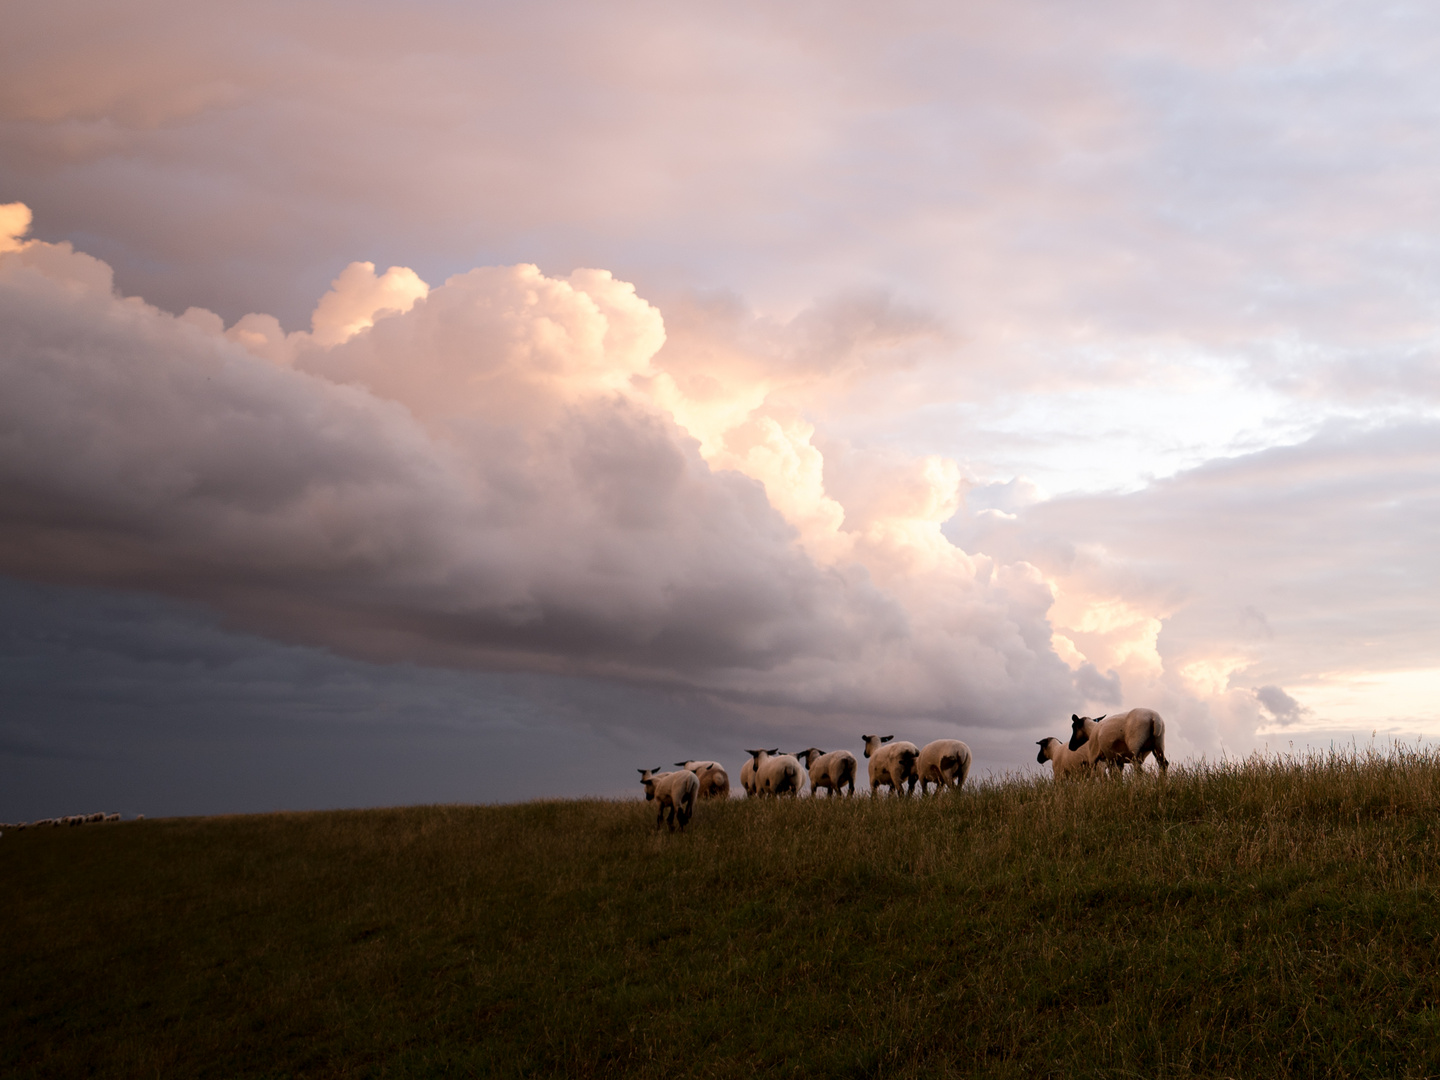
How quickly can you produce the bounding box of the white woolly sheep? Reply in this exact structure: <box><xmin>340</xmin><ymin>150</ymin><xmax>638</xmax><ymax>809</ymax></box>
<box><xmin>1036</xmin><ymin>737</ymin><xmax>1094</xmax><ymax>779</ymax></box>
<box><xmin>747</xmin><ymin>748</ymin><xmax>804</xmax><ymax>797</ymax></box>
<box><xmin>739</xmin><ymin>749</ymin><xmax>777</xmax><ymax>797</ymax></box>
<box><xmin>917</xmin><ymin>739</ymin><xmax>972</xmax><ymax>795</ymax></box>
<box><xmin>638</xmin><ymin>768</ymin><xmax>700</xmax><ymax>831</ymax></box>
<box><xmin>862</xmin><ymin>735</ymin><xmax>920</xmax><ymax>797</ymax></box>
<box><xmin>104</xmin><ymin>813</ymin><xmax>121</xmax><ymax>822</ymax></box>
<box><xmin>795</xmin><ymin>748</ymin><xmax>858</xmax><ymax>797</ymax></box>
<box><xmin>675</xmin><ymin>760</ymin><xmax>731</xmax><ymax>799</ymax></box>
<box><xmin>1067</xmin><ymin>709</ymin><xmax>1169</xmax><ymax>774</ymax></box>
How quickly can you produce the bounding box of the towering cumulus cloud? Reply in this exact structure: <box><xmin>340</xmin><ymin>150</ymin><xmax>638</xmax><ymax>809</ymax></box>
<box><xmin>0</xmin><ymin>204</ymin><xmax>1072</xmax><ymax>727</ymax></box>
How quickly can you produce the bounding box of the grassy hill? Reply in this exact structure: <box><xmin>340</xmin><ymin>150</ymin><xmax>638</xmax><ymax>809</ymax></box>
<box><xmin>7</xmin><ymin>751</ymin><xmax>1440</xmax><ymax>1078</ymax></box>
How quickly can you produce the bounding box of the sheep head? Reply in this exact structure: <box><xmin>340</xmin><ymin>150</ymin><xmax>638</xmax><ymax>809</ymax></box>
<box><xmin>861</xmin><ymin>734</ymin><xmax>893</xmax><ymax>757</ymax></box>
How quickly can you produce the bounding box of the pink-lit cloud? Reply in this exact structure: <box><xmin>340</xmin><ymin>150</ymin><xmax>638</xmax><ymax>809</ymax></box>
<box><xmin>0</xmin><ymin>210</ymin><xmax>1074</xmax><ymax>733</ymax></box>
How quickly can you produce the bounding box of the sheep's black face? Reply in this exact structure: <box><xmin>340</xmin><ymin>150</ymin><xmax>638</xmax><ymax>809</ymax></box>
<box><xmin>1036</xmin><ymin>739</ymin><xmax>1051</xmax><ymax>765</ymax></box>
<box><xmin>1067</xmin><ymin>715</ymin><xmax>1090</xmax><ymax>753</ymax></box>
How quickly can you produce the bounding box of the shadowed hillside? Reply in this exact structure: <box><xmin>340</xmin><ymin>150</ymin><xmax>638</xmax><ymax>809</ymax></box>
<box><xmin>7</xmin><ymin>750</ymin><xmax>1440</xmax><ymax>1078</ymax></box>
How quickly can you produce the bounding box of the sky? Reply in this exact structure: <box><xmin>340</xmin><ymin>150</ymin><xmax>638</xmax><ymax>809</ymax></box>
<box><xmin>3</xmin><ymin>0</ymin><xmax>1439</xmax><ymax>818</ymax></box>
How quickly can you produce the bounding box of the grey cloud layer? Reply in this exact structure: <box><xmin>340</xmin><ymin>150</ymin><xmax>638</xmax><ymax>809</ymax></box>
<box><xmin>0</xmin><ymin>241</ymin><xmax>1072</xmax><ymax>726</ymax></box>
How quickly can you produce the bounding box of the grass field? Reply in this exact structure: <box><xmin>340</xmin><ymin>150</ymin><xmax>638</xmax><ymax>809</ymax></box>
<box><xmin>8</xmin><ymin>750</ymin><xmax>1440</xmax><ymax>1078</ymax></box>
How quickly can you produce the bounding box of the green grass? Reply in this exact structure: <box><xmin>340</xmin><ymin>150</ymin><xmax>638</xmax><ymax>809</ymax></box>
<box><xmin>9</xmin><ymin>750</ymin><xmax>1440</xmax><ymax>1077</ymax></box>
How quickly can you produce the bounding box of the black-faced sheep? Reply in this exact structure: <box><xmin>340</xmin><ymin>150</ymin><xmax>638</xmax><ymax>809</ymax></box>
<box><xmin>796</xmin><ymin>748</ymin><xmax>858</xmax><ymax>797</ymax></box>
<box><xmin>739</xmin><ymin>749</ymin><xmax>777</xmax><ymax>797</ymax></box>
<box><xmin>674</xmin><ymin>760</ymin><xmax>731</xmax><ymax>799</ymax></box>
<box><xmin>862</xmin><ymin>735</ymin><xmax>920</xmax><ymax>797</ymax></box>
<box><xmin>745</xmin><ymin>748</ymin><xmax>803</xmax><ymax>797</ymax></box>
<box><xmin>1036</xmin><ymin>736</ymin><xmax>1093</xmax><ymax>779</ymax></box>
<box><xmin>639</xmin><ymin>768</ymin><xmax>700</xmax><ymax>831</ymax></box>
<box><xmin>917</xmin><ymin>739</ymin><xmax>971</xmax><ymax>794</ymax></box>
<box><xmin>1067</xmin><ymin>709</ymin><xmax>1169</xmax><ymax>774</ymax></box>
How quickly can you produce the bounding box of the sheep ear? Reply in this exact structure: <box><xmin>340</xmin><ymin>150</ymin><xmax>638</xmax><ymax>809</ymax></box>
<box><xmin>1036</xmin><ymin>740</ymin><xmax>1046</xmax><ymax>746</ymax></box>
<box><xmin>881</xmin><ymin>735</ymin><xmax>893</xmax><ymax>743</ymax></box>
<box><xmin>674</xmin><ymin>762</ymin><xmax>687</xmax><ymax>767</ymax></box>
<box><xmin>1071</xmin><ymin>714</ymin><xmax>1081</xmax><ymax>722</ymax></box>
<box><xmin>1095</xmin><ymin>715</ymin><xmax>1107</xmax><ymax>722</ymax></box>
<box><xmin>770</xmin><ymin>747</ymin><xmax>780</xmax><ymax>755</ymax></box>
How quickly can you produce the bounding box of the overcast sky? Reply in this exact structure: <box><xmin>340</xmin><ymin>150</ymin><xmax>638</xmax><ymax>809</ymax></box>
<box><xmin>4</xmin><ymin>0</ymin><xmax>1439</xmax><ymax>818</ymax></box>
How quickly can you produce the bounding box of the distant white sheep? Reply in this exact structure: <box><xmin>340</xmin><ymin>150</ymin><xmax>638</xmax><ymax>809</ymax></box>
<box><xmin>1036</xmin><ymin>737</ymin><xmax>1093</xmax><ymax>780</ymax></box>
<box><xmin>795</xmin><ymin>748</ymin><xmax>858</xmax><ymax>797</ymax></box>
<box><xmin>638</xmin><ymin>768</ymin><xmax>700</xmax><ymax>831</ymax></box>
<box><xmin>862</xmin><ymin>735</ymin><xmax>920</xmax><ymax>797</ymax></box>
<box><xmin>917</xmin><ymin>739</ymin><xmax>971</xmax><ymax>795</ymax></box>
<box><xmin>104</xmin><ymin>813</ymin><xmax>121</xmax><ymax>822</ymax></box>
<box><xmin>1067</xmin><ymin>709</ymin><xmax>1169</xmax><ymax>774</ymax></box>
<box><xmin>746</xmin><ymin>748</ymin><xmax>804</xmax><ymax>797</ymax></box>
<box><xmin>675</xmin><ymin>760</ymin><xmax>731</xmax><ymax>799</ymax></box>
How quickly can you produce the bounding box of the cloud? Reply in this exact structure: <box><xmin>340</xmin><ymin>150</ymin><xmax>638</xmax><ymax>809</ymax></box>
<box><xmin>1254</xmin><ymin>685</ymin><xmax>1304</xmax><ymax>725</ymax></box>
<box><xmin>955</xmin><ymin>416</ymin><xmax>1440</xmax><ymax>753</ymax></box>
<box><xmin>0</xmin><ymin>212</ymin><xmax>1076</xmax><ymax>731</ymax></box>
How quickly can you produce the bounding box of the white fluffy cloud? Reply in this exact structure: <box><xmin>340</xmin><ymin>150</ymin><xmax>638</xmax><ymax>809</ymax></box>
<box><xmin>0</xmin><ymin>208</ymin><xmax>1074</xmax><ymax>731</ymax></box>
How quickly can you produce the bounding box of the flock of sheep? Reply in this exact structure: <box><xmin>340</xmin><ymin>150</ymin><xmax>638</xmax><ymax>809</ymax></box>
<box><xmin>639</xmin><ymin>707</ymin><xmax>1169</xmax><ymax>832</ymax></box>
<box><xmin>1</xmin><ymin>811</ymin><xmax>132</xmax><ymax>831</ymax></box>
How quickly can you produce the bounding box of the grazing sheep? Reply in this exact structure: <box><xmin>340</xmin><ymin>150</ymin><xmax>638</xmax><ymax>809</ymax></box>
<box><xmin>1067</xmin><ymin>709</ymin><xmax>1169</xmax><ymax>774</ymax></box>
<box><xmin>674</xmin><ymin>761</ymin><xmax>731</xmax><ymax>799</ymax></box>
<box><xmin>638</xmin><ymin>768</ymin><xmax>700</xmax><ymax>832</ymax></box>
<box><xmin>85</xmin><ymin>812</ymin><xmax>105</xmax><ymax>823</ymax></box>
<box><xmin>104</xmin><ymin>813</ymin><xmax>121</xmax><ymax>822</ymax></box>
<box><xmin>917</xmin><ymin>739</ymin><xmax>972</xmax><ymax>795</ymax></box>
<box><xmin>1036</xmin><ymin>737</ymin><xmax>1094</xmax><ymax>779</ymax></box>
<box><xmin>747</xmin><ymin>748</ymin><xmax>804</xmax><ymax>797</ymax></box>
<box><xmin>739</xmin><ymin>749</ymin><xmax>777</xmax><ymax>797</ymax></box>
<box><xmin>862</xmin><ymin>735</ymin><xmax>920</xmax><ymax>797</ymax></box>
<box><xmin>796</xmin><ymin>748</ymin><xmax>858</xmax><ymax>797</ymax></box>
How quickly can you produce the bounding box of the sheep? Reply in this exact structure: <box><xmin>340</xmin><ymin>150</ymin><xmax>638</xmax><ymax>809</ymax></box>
<box><xmin>638</xmin><ymin>768</ymin><xmax>700</xmax><ymax>831</ymax></box>
<box><xmin>674</xmin><ymin>760</ymin><xmax>731</xmax><ymax>799</ymax></box>
<box><xmin>917</xmin><ymin>739</ymin><xmax>972</xmax><ymax>795</ymax></box>
<box><xmin>862</xmin><ymin>735</ymin><xmax>920</xmax><ymax>797</ymax></box>
<box><xmin>1036</xmin><ymin>737</ymin><xmax>1094</xmax><ymax>779</ymax></box>
<box><xmin>795</xmin><ymin>748</ymin><xmax>858</xmax><ymax>797</ymax></box>
<box><xmin>104</xmin><ymin>813</ymin><xmax>121</xmax><ymax>822</ymax></box>
<box><xmin>86</xmin><ymin>812</ymin><xmax>105</xmax><ymax>823</ymax></box>
<box><xmin>739</xmin><ymin>749</ymin><xmax>777</xmax><ymax>797</ymax></box>
<box><xmin>746</xmin><ymin>748</ymin><xmax>804</xmax><ymax>797</ymax></box>
<box><xmin>1067</xmin><ymin>709</ymin><xmax>1169</xmax><ymax>774</ymax></box>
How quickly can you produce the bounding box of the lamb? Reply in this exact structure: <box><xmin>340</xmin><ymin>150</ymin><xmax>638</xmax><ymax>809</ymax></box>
<box><xmin>674</xmin><ymin>760</ymin><xmax>731</xmax><ymax>799</ymax></box>
<box><xmin>638</xmin><ymin>768</ymin><xmax>700</xmax><ymax>831</ymax></box>
<box><xmin>739</xmin><ymin>749</ymin><xmax>777</xmax><ymax>797</ymax></box>
<box><xmin>862</xmin><ymin>735</ymin><xmax>920</xmax><ymax>797</ymax></box>
<box><xmin>1036</xmin><ymin>737</ymin><xmax>1093</xmax><ymax>779</ymax></box>
<box><xmin>917</xmin><ymin>739</ymin><xmax>972</xmax><ymax>795</ymax></box>
<box><xmin>1067</xmin><ymin>709</ymin><xmax>1169</xmax><ymax>774</ymax></box>
<box><xmin>795</xmin><ymin>748</ymin><xmax>858</xmax><ymax>797</ymax></box>
<box><xmin>746</xmin><ymin>748</ymin><xmax>804</xmax><ymax>797</ymax></box>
